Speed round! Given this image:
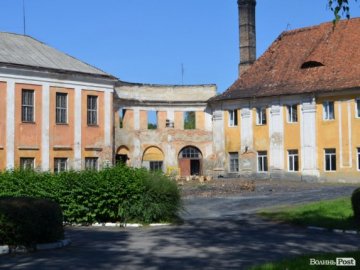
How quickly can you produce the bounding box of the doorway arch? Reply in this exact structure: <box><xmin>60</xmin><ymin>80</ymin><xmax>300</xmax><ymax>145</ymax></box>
<box><xmin>178</xmin><ymin>146</ymin><xmax>202</xmax><ymax>176</ymax></box>
<box><xmin>142</xmin><ymin>146</ymin><xmax>164</xmax><ymax>171</ymax></box>
<box><xmin>116</xmin><ymin>146</ymin><xmax>130</xmax><ymax>165</ymax></box>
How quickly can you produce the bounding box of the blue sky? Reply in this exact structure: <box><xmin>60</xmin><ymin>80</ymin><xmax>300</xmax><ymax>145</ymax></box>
<box><xmin>0</xmin><ymin>0</ymin><xmax>359</xmax><ymax>93</ymax></box>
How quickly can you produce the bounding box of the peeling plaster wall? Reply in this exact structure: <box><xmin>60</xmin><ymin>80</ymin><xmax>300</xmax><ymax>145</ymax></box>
<box><xmin>114</xmin><ymin>83</ymin><xmax>216</xmax><ymax>176</ymax></box>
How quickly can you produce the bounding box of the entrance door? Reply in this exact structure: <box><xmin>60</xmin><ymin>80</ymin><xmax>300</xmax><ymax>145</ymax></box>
<box><xmin>116</xmin><ymin>154</ymin><xmax>128</xmax><ymax>164</ymax></box>
<box><xmin>178</xmin><ymin>146</ymin><xmax>202</xmax><ymax>176</ymax></box>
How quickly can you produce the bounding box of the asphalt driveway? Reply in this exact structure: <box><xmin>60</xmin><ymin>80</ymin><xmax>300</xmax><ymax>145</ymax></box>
<box><xmin>1</xmin><ymin>182</ymin><xmax>359</xmax><ymax>270</ymax></box>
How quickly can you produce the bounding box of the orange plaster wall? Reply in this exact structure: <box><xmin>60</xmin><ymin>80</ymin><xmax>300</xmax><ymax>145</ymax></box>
<box><xmin>14</xmin><ymin>83</ymin><xmax>42</xmax><ymax>168</ymax></box>
<box><xmin>252</xmin><ymin>108</ymin><xmax>269</xmax><ymax>151</ymax></box>
<box><xmin>157</xmin><ymin>111</ymin><xmax>166</xmax><ymax>130</ymax></box>
<box><xmin>174</xmin><ymin>111</ymin><xmax>184</xmax><ymax>130</ymax></box>
<box><xmin>140</xmin><ymin>110</ymin><xmax>148</xmax><ymax>130</ymax></box>
<box><xmin>283</xmin><ymin>105</ymin><xmax>301</xmax><ymax>171</ymax></box>
<box><xmin>0</xmin><ymin>82</ymin><xmax>7</xmax><ymax>169</ymax></box>
<box><xmin>49</xmin><ymin>87</ymin><xmax>75</xmax><ymax>170</ymax></box>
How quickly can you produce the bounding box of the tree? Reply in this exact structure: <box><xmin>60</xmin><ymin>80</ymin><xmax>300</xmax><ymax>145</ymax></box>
<box><xmin>328</xmin><ymin>0</ymin><xmax>358</xmax><ymax>21</ymax></box>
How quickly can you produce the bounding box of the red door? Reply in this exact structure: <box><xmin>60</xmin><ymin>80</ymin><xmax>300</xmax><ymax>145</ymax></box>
<box><xmin>178</xmin><ymin>159</ymin><xmax>191</xmax><ymax>176</ymax></box>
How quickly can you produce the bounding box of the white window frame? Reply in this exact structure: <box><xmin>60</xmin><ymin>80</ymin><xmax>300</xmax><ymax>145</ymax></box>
<box><xmin>257</xmin><ymin>151</ymin><xmax>268</xmax><ymax>172</ymax></box>
<box><xmin>85</xmin><ymin>157</ymin><xmax>99</xmax><ymax>170</ymax></box>
<box><xmin>324</xmin><ymin>149</ymin><xmax>336</xmax><ymax>172</ymax></box>
<box><xmin>228</xmin><ymin>110</ymin><xmax>238</xmax><ymax>127</ymax></box>
<box><xmin>323</xmin><ymin>101</ymin><xmax>335</xmax><ymax>120</ymax></box>
<box><xmin>87</xmin><ymin>95</ymin><xmax>98</xmax><ymax>126</ymax></box>
<box><xmin>287</xmin><ymin>104</ymin><xmax>298</xmax><ymax>123</ymax></box>
<box><xmin>288</xmin><ymin>150</ymin><xmax>299</xmax><ymax>172</ymax></box>
<box><xmin>229</xmin><ymin>152</ymin><xmax>239</xmax><ymax>172</ymax></box>
<box><xmin>54</xmin><ymin>158</ymin><xmax>68</xmax><ymax>173</ymax></box>
<box><xmin>21</xmin><ymin>89</ymin><xmax>35</xmax><ymax>122</ymax></box>
<box><xmin>56</xmin><ymin>92</ymin><xmax>68</xmax><ymax>124</ymax></box>
<box><xmin>356</xmin><ymin>98</ymin><xmax>360</xmax><ymax>118</ymax></box>
<box><xmin>256</xmin><ymin>107</ymin><xmax>267</xmax><ymax>125</ymax></box>
<box><xmin>20</xmin><ymin>157</ymin><xmax>35</xmax><ymax>170</ymax></box>
<box><xmin>357</xmin><ymin>148</ymin><xmax>360</xmax><ymax>171</ymax></box>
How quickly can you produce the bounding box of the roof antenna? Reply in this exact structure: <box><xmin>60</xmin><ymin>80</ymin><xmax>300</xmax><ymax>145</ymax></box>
<box><xmin>181</xmin><ymin>63</ymin><xmax>184</xmax><ymax>85</ymax></box>
<box><xmin>23</xmin><ymin>0</ymin><xmax>26</xmax><ymax>35</ymax></box>
<box><xmin>286</xmin><ymin>23</ymin><xmax>291</xmax><ymax>31</ymax></box>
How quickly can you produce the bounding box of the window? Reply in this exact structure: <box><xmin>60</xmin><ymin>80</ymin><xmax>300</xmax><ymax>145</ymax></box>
<box><xmin>56</xmin><ymin>93</ymin><xmax>67</xmax><ymax>124</ymax></box>
<box><xmin>324</xmin><ymin>149</ymin><xmax>336</xmax><ymax>171</ymax></box>
<box><xmin>87</xmin><ymin>95</ymin><xmax>98</xmax><ymax>125</ymax></box>
<box><xmin>119</xmin><ymin>109</ymin><xmax>126</xmax><ymax>128</ymax></box>
<box><xmin>256</xmin><ymin>107</ymin><xmax>267</xmax><ymax>125</ymax></box>
<box><xmin>228</xmin><ymin>110</ymin><xmax>238</xmax><ymax>127</ymax></box>
<box><xmin>229</xmin><ymin>152</ymin><xmax>239</xmax><ymax>172</ymax></box>
<box><xmin>287</xmin><ymin>104</ymin><xmax>298</xmax><ymax>123</ymax></box>
<box><xmin>288</xmin><ymin>150</ymin><xmax>299</xmax><ymax>172</ymax></box>
<box><xmin>54</xmin><ymin>158</ymin><xmax>68</xmax><ymax>173</ymax></box>
<box><xmin>147</xmin><ymin>111</ymin><xmax>157</xmax><ymax>129</ymax></box>
<box><xmin>85</xmin><ymin>157</ymin><xmax>98</xmax><ymax>170</ymax></box>
<box><xmin>20</xmin><ymin>158</ymin><xmax>34</xmax><ymax>170</ymax></box>
<box><xmin>21</xmin><ymin>89</ymin><xmax>34</xmax><ymax>122</ymax></box>
<box><xmin>184</xmin><ymin>111</ymin><xmax>196</xmax><ymax>129</ymax></box>
<box><xmin>150</xmin><ymin>161</ymin><xmax>163</xmax><ymax>171</ymax></box>
<box><xmin>357</xmin><ymin>148</ymin><xmax>360</xmax><ymax>171</ymax></box>
<box><xmin>356</xmin><ymin>99</ymin><xmax>360</xmax><ymax>118</ymax></box>
<box><xmin>257</xmin><ymin>151</ymin><xmax>268</xmax><ymax>172</ymax></box>
<box><xmin>323</xmin><ymin>101</ymin><xmax>335</xmax><ymax>120</ymax></box>
<box><xmin>180</xmin><ymin>147</ymin><xmax>202</xmax><ymax>159</ymax></box>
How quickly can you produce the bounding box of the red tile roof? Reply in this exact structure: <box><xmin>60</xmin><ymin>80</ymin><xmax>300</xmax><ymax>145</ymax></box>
<box><xmin>212</xmin><ymin>18</ymin><xmax>360</xmax><ymax>102</ymax></box>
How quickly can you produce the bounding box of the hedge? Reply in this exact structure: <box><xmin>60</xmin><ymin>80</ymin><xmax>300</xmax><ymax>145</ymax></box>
<box><xmin>0</xmin><ymin>165</ymin><xmax>181</xmax><ymax>224</ymax></box>
<box><xmin>0</xmin><ymin>197</ymin><xmax>64</xmax><ymax>246</ymax></box>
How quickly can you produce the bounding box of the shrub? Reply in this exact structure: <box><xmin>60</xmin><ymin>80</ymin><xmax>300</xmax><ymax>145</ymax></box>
<box><xmin>351</xmin><ymin>187</ymin><xmax>360</xmax><ymax>223</ymax></box>
<box><xmin>0</xmin><ymin>165</ymin><xmax>182</xmax><ymax>224</ymax></box>
<box><xmin>0</xmin><ymin>197</ymin><xmax>64</xmax><ymax>247</ymax></box>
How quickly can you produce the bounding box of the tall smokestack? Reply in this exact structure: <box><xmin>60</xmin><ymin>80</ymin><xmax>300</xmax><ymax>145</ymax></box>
<box><xmin>238</xmin><ymin>0</ymin><xmax>256</xmax><ymax>77</ymax></box>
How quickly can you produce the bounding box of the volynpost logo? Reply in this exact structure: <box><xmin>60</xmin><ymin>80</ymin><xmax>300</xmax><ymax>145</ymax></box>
<box><xmin>309</xmin><ymin>257</ymin><xmax>356</xmax><ymax>267</ymax></box>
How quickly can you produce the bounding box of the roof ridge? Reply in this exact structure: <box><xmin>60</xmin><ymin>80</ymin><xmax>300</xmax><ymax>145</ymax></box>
<box><xmin>279</xmin><ymin>17</ymin><xmax>360</xmax><ymax>38</ymax></box>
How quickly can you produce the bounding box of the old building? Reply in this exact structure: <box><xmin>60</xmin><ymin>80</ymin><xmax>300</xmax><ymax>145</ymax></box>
<box><xmin>0</xmin><ymin>32</ymin><xmax>116</xmax><ymax>171</ymax></box>
<box><xmin>114</xmin><ymin>82</ymin><xmax>217</xmax><ymax>176</ymax></box>
<box><xmin>210</xmin><ymin>0</ymin><xmax>360</xmax><ymax>182</ymax></box>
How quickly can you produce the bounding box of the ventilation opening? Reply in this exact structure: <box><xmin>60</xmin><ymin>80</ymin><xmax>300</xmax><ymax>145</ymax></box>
<box><xmin>301</xmin><ymin>61</ymin><xmax>324</xmax><ymax>69</ymax></box>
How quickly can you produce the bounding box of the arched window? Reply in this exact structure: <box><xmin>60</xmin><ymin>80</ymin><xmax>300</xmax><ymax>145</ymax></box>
<box><xmin>179</xmin><ymin>146</ymin><xmax>202</xmax><ymax>159</ymax></box>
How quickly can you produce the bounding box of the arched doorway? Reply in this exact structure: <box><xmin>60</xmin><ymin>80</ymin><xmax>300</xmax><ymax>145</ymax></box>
<box><xmin>116</xmin><ymin>146</ymin><xmax>130</xmax><ymax>165</ymax></box>
<box><xmin>142</xmin><ymin>146</ymin><xmax>164</xmax><ymax>172</ymax></box>
<box><xmin>178</xmin><ymin>146</ymin><xmax>202</xmax><ymax>176</ymax></box>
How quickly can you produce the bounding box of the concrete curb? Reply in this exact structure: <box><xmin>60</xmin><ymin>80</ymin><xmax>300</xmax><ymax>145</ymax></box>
<box><xmin>90</xmin><ymin>222</ymin><xmax>170</xmax><ymax>228</ymax></box>
<box><xmin>0</xmin><ymin>239</ymin><xmax>71</xmax><ymax>256</ymax></box>
<box><xmin>307</xmin><ymin>226</ymin><xmax>360</xmax><ymax>235</ymax></box>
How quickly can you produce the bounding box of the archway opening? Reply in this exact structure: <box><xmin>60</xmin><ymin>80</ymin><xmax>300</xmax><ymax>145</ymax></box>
<box><xmin>116</xmin><ymin>146</ymin><xmax>130</xmax><ymax>165</ymax></box>
<box><xmin>178</xmin><ymin>146</ymin><xmax>203</xmax><ymax>176</ymax></box>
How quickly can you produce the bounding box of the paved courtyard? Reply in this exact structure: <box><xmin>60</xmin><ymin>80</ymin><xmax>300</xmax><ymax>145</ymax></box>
<box><xmin>1</xmin><ymin>181</ymin><xmax>359</xmax><ymax>270</ymax></box>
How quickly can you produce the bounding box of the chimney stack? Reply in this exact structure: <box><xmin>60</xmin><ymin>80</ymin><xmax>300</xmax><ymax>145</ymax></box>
<box><xmin>238</xmin><ymin>0</ymin><xmax>256</xmax><ymax>77</ymax></box>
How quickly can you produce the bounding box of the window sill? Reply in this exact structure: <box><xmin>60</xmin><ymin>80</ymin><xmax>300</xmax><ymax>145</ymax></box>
<box><xmin>21</xmin><ymin>121</ymin><xmax>36</xmax><ymax>124</ymax></box>
<box><xmin>87</xmin><ymin>124</ymin><xmax>99</xmax><ymax>127</ymax></box>
<box><xmin>56</xmin><ymin>123</ymin><xmax>69</xmax><ymax>126</ymax></box>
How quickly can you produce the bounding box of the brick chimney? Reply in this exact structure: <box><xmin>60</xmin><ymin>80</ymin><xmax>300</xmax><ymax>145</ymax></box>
<box><xmin>238</xmin><ymin>0</ymin><xmax>256</xmax><ymax>77</ymax></box>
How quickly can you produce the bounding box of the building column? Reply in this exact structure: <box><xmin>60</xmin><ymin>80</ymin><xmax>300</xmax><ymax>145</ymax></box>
<box><xmin>212</xmin><ymin>109</ymin><xmax>225</xmax><ymax>173</ymax></box>
<box><xmin>41</xmin><ymin>83</ymin><xmax>50</xmax><ymax>171</ymax></box>
<box><xmin>269</xmin><ymin>104</ymin><xmax>284</xmax><ymax>172</ymax></box>
<box><xmin>133</xmin><ymin>107</ymin><xmax>140</xmax><ymax>130</ymax></box>
<box><xmin>6</xmin><ymin>79</ymin><xmax>15</xmax><ymax>169</ymax></box>
<box><xmin>301</xmin><ymin>98</ymin><xmax>319</xmax><ymax>180</ymax></box>
<box><xmin>74</xmin><ymin>87</ymin><xmax>82</xmax><ymax>170</ymax></box>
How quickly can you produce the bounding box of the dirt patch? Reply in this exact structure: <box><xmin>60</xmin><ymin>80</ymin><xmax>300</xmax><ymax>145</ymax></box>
<box><xmin>179</xmin><ymin>178</ymin><xmax>358</xmax><ymax>198</ymax></box>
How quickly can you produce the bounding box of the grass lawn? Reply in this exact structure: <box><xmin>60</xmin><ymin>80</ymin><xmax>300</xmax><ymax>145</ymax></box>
<box><xmin>258</xmin><ymin>197</ymin><xmax>359</xmax><ymax>230</ymax></box>
<box><xmin>249</xmin><ymin>251</ymin><xmax>360</xmax><ymax>270</ymax></box>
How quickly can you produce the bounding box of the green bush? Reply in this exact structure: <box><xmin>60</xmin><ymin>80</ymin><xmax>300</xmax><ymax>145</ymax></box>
<box><xmin>0</xmin><ymin>197</ymin><xmax>64</xmax><ymax>246</ymax></box>
<box><xmin>0</xmin><ymin>165</ymin><xmax>181</xmax><ymax>224</ymax></box>
<box><xmin>351</xmin><ymin>187</ymin><xmax>360</xmax><ymax>223</ymax></box>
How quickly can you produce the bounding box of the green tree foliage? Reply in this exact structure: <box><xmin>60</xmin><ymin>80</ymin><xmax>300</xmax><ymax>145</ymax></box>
<box><xmin>184</xmin><ymin>111</ymin><xmax>196</xmax><ymax>129</ymax></box>
<box><xmin>329</xmin><ymin>0</ymin><xmax>358</xmax><ymax>21</ymax></box>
